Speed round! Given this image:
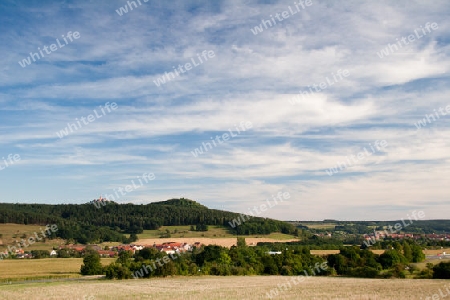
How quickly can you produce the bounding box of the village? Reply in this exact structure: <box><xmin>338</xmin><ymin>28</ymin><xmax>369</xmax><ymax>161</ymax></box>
<box><xmin>6</xmin><ymin>241</ymin><xmax>203</xmax><ymax>259</ymax></box>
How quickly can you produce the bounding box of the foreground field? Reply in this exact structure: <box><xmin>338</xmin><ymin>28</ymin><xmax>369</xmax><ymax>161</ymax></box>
<box><xmin>1</xmin><ymin>276</ymin><xmax>448</xmax><ymax>300</ymax></box>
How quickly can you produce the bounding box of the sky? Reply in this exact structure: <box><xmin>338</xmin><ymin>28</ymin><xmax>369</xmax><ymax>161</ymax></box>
<box><xmin>0</xmin><ymin>0</ymin><xmax>449</xmax><ymax>221</ymax></box>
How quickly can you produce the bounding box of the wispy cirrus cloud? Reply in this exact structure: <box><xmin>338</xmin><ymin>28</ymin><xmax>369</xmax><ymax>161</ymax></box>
<box><xmin>0</xmin><ymin>0</ymin><xmax>449</xmax><ymax>219</ymax></box>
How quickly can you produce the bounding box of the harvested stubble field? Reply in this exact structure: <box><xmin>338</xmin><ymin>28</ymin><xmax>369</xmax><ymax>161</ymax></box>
<box><xmin>0</xmin><ymin>276</ymin><xmax>447</xmax><ymax>300</ymax></box>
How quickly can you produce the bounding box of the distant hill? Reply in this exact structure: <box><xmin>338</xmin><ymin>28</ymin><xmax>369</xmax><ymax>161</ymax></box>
<box><xmin>0</xmin><ymin>198</ymin><xmax>297</xmax><ymax>244</ymax></box>
<box><xmin>152</xmin><ymin>198</ymin><xmax>208</xmax><ymax>209</ymax></box>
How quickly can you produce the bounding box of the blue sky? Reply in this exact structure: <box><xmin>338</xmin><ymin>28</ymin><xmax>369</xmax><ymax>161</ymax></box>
<box><xmin>0</xmin><ymin>0</ymin><xmax>449</xmax><ymax>220</ymax></box>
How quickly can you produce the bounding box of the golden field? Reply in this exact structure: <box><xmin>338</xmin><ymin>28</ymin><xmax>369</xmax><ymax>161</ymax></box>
<box><xmin>0</xmin><ymin>276</ymin><xmax>448</xmax><ymax>300</ymax></box>
<box><xmin>0</xmin><ymin>258</ymin><xmax>115</xmax><ymax>283</ymax></box>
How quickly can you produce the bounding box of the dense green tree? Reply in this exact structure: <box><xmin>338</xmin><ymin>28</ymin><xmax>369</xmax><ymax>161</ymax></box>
<box><xmin>402</xmin><ymin>242</ymin><xmax>413</xmax><ymax>262</ymax></box>
<box><xmin>80</xmin><ymin>251</ymin><xmax>103</xmax><ymax>275</ymax></box>
<box><xmin>379</xmin><ymin>250</ymin><xmax>405</xmax><ymax>269</ymax></box>
<box><xmin>116</xmin><ymin>250</ymin><xmax>132</xmax><ymax>266</ymax></box>
<box><xmin>433</xmin><ymin>262</ymin><xmax>450</xmax><ymax>279</ymax></box>
<box><xmin>105</xmin><ymin>263</ymin><xmax>132</xmax><ymax>279</ymax></box>
<box><xmin>31</xmin><ymin>250</ymin><xmax>50</xmax><ymax>259</ymax></box>
<box><xmin>411</xmin><ymin>244</ymin><xmax>425</xmax><ymax>262</ymax></box>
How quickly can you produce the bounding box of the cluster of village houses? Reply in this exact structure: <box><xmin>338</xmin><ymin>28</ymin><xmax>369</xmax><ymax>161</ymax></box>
<box><xmin>361</xmin><ymin>232</ymin><xmax>450</xmax><ymax>242</ymax></box>
<box><xmin>63</xmin><ymin>241</ymin><xmax>202</xmax><ymax>257</ymax></box>
<box><xmin>310</xmin><ymin>231</ymin><xmax>450</xmax><ymax>242</ymax></box>
<box><xmin>6</xmin><ymin>241</ymin><xmax>202</xmax><ymax>259</ymax></box>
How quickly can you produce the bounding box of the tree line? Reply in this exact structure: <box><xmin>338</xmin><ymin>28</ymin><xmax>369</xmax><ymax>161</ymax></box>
<box><xmin>82</xmin><ymin>238</ymin><xmax>331</xmax><ymax>279</ymax></box>
<box><xmin>80</xmin><ymin>238</ymin><xmax>450</xmax><ymax>280</ymax></box>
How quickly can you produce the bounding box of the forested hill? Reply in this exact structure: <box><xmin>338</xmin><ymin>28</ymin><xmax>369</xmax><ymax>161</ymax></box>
<box><xmin>0</xmin><ymin>198</ymin><xmax>296</xmax><ymax>244</ymax></box>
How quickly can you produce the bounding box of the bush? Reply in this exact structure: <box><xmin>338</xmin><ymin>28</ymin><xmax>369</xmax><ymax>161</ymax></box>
<box><xmin>31</xmin><ymin>250</ymin><xmax>50</xmax><ymax>259</ymax></box>
<box><xmin>80</xmin><ymin>252</ymin><xmax>103</xmax><ymax>275</ymax></box>
<box><xmin>105</xmin><ymin>263</ymin><xmax>132</xmax><ymax>279</ymax></box>
<box><xmin>348</xmin><ymin>267</ymin><xmax>379</xmax><ymax>278</ymax></box>
<box><xmin>433</xmin><ymin>262</ymin><xmax>450</xmax><ymax>279</ymax></box>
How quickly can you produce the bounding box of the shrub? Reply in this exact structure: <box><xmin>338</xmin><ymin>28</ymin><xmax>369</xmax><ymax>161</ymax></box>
<box><xmin>433</xmin><ymin>262</ymin><xmax>450</xmax><ymax>279</ymax></box>
<box><xmin>348</xmin><ymin>267</ymin><xmax>379</xmax><ymax>278</ymax></box>
<box><xmin>80</xmin><ymin>252</ymin><xmax>103</xmax><ymax>275</ymax></box>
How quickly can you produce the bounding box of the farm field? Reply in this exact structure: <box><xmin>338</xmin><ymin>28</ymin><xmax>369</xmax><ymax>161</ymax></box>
<box><xmin>136</xmin><ymin>226</ymin><xmax>300</xmax><ymax>247</ymax></box>
<box><xmin>0</xmin><ymin>258</ymin><xmax>115</xmax><ymax>283</ymax></box>
<box><xmin>310</xmin><ymin>249</ymin><xmax>340</xmax><ymax>255</ymax></box>
<box><xmin>0</xmin><ymin>276</ymin><xmax>448</xmax><ymax>300</ymax></box>
<box><xmin>0</xmin><ymin>223</ymin><xmax>64</xmax><ymax>252</ymax></box>
<box><xmin>137</xmin><ymin>225</ymin><xmax>298</xmax><ymax>240</ymax></box>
